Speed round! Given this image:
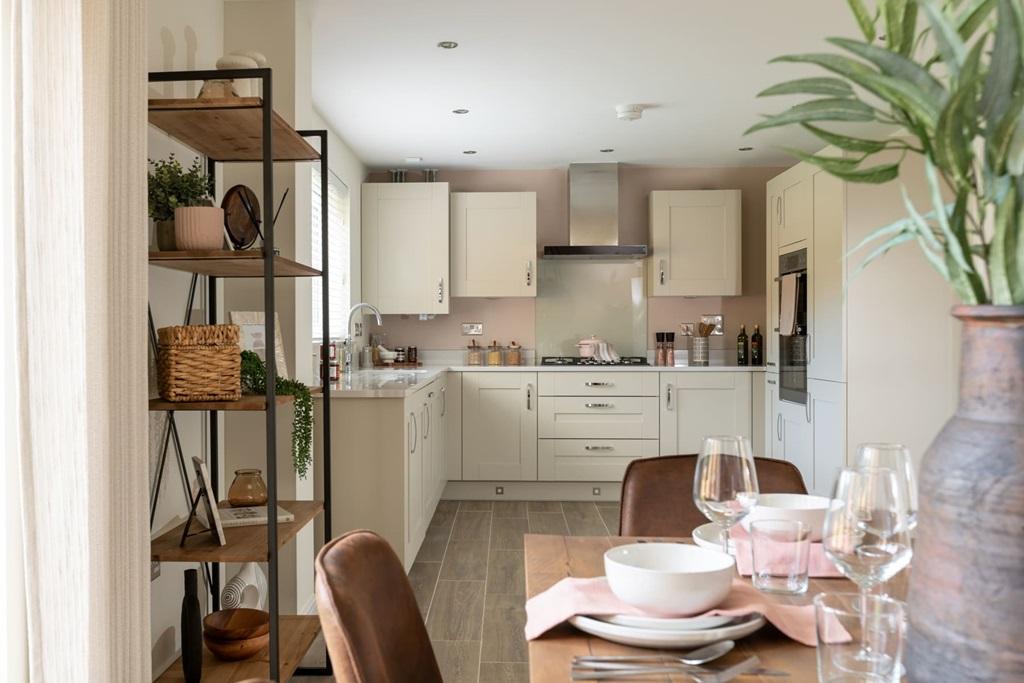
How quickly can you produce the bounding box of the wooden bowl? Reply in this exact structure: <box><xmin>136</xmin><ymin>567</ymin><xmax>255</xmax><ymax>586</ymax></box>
<box><xmin>203</xmin><ymin>632</ymin><xmax>269</xmax><ymax>661</ymax></box>
<box><xmin>203</xmin><ymin>608</ymin><xmax>270</xmax><ymax>641</ymax></box>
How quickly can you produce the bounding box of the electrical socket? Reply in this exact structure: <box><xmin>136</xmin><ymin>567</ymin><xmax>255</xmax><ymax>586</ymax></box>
<box><xmin>462</xmin><ymin>322</ymin><xmax>484</xmax><ymax>336</ymax></box>
<box><xmin>701</xmin><ymin>314</ymin><xmax>725</xmax><ymax>335</ymax></box>
<box><xmin>151</xmin><ymin>561</ymin><xmax>161</xmax><ymax>581</ymax></box>
<box><xmin>680</xmin><ymin>322</ymin><xmax>694</xmax><ymax>336</ymax></box>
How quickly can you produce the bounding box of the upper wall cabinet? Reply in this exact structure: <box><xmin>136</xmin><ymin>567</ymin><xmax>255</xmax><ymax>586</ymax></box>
<box><xmin>769</xmin><ymin>169</ymin><xmax>813</xmax><ymax>250</ymax></box>
<box><xmin>362</xmin><ymin>182</ymin><xmax>450</xmax><ymax>314</ymax></box>
<box><xmin>451</xmin><ymin>192</ymin><xmax>537</xmax><ymax>298</ymax></box>
<box><xmin>649</xmin><ymin>190</ymin><xmax>742</xmax><ymax>296</ymax></box>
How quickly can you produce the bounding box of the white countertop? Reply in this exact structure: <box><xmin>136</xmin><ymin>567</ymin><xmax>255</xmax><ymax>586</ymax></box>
<box><xmin>317</xmin><ymin>363</ymin><xmax>764</xmax><ymax>398</ymax></box>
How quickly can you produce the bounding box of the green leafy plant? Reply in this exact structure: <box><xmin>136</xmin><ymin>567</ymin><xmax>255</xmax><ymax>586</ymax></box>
<box><xmin>148</xmin><ymin>154</ymin><xmax>214</xmax><ymax>221</ymax></box>
<box><xmin>746</xmin><ymin>0</ymin><xmax>1024</xmax><ymax>305</ymax></box>
<box><xmin>240</xmin><ymin>350</ymin><xmax>314</xmax><ymax>479</ymax></box>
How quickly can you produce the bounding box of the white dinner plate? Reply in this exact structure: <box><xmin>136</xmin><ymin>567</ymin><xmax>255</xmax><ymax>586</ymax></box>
<box><xmin>569</xmin><ymin>613</ymin><xmax>766</xmax><ymax>649</ymax></box>
<box><xmin>691</xmin><ymin>523</ymin><xmax>736</xmax><ymax>555</ymax></box>
<box><xmin>594</xmin><ymin>613</ymin><xmax>736</xmax><ymax>632</ymax></box>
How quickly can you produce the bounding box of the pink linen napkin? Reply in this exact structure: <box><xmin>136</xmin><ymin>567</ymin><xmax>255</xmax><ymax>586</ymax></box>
<box><xmin>524</xmin><ymin>576</ymin><xmax>820</xmax><ymax>646</ymax></box>
<box><xmin>728</xmin><ymin>525</ymin><xmax>844</xmax><ymax>578</ymax></box>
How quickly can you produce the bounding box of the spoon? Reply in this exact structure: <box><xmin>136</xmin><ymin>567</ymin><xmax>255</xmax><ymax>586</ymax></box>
<box><xmin>573</xmin><ymin>639</ymin><xmax>735</xmax><ymax>667</ymax></box>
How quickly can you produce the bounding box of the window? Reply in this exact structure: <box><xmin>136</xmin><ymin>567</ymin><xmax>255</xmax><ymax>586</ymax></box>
<box><xmin>311</xmin><ymin>165</ymin><xmax>351</xmax><ymax>341</ymax></box>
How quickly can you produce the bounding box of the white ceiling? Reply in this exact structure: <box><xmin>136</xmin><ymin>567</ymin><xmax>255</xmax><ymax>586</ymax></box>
<box><xmin>311</xmin><ymin>1</ymin><xmax>866</xmax><ymax>170</ymax></box>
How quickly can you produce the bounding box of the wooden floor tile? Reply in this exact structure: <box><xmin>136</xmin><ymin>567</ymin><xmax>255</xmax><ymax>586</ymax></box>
<box><xmin>562</xmin><ymin>502</ymin><xmax>609</xmax><ymax>536</ymax></box>
<box><xmin>526</xmin><ymin>501</ymin><xmax>563</xmax><ymax>513</ymax></box>
<box><xmin>480</xmin><ymin>593</ymin><xmax>528</xmax><ymax>663</ymax></box>
<box><xmin>491</xmin><ymin>516</ymin><xmax>530</xmax><ymax>550</ymax></box>
<box><xmin>598</xmin><ymin>505</ymin><xmax>620</xmax><ymax>535</ymax></box>
<box><xmin>426</xmin><ymin>580</ymin><xmax>485</xmax><ymax>641</ymax></box>
<box><xmin>451</xmin><ymin>510</ymin><xmax>492</xmax><ymax>541</ymax></box>
<box><xmin>486</xmin><ymin>550</ymin><xmax>525</xmax><ymax>596</ymax></box>
<box><xmin>408</xmin><ymin>561</ymin><xmax>441</xmax><ymax>616</ymax></box>
<box><xmin>461</xmin><ymin>500</ymin><xmax>494</xmax><ymax>510</ymax></box>
<box><xmin>528</xmin><ymin>511</ymin><xmax>569</xmax><ymax>535</ymax></box>
<box><xmin>492</xmin><ymin>501</ymin><xmax>528</xmax><ymax>518</ymax></box>
<box><xmin>416</xmin><ymin>524</ymin><xmax>453</xmax><ymax>563</ymax></box>
<box><xmin>440</xmin><ymin>539</ymin><xmax>489</xmax><ymax>580</ymax></box>
<box><xmin>432</xmin><ymin>640</ymin><xmax>481</xmax><ymax>683</ymax></box>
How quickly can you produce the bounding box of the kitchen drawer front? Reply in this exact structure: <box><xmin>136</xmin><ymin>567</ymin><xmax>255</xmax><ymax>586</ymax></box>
<box><xmin>538</xmin><ymin>439</ymin><xmax>660</xmax><ymax>482</ymax></box>
<box><xmin>538</xmin><ymin>396</ymin><xmax>660</xmax><ymax>439</ymax></box>
<box><xmin>537</xmin><ymin>372</ymin><xmax>658</xmax><ymax>397</ymax></box>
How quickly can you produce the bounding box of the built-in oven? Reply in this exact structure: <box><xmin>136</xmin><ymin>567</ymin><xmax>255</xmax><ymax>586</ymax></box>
<box><xmin>777</xmin><ymin>248</ymin><xmax>807</xmax><ymax>405</ymax></box>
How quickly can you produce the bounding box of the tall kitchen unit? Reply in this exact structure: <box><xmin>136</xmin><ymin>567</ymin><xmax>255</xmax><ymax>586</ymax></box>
<box><xmin>765</xmin><ymin>150</ymin><xmax>959</xmax><ymax>495</ymax></box>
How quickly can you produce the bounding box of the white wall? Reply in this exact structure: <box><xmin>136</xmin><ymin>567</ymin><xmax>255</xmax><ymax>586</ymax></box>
<box><xmin>147</xmin><ymin>1</ymin><xmax>224</xmax><ymax>677</ymax></box>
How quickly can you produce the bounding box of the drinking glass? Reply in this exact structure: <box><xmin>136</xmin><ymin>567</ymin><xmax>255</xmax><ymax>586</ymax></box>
<box><xmin>693</xmin><ymin>435</ymin><xmax>759</xmax><ymax>553</ymax></box>
<box><xmin>751</xmin><ymin>520</ymin><xmax>810</xmax><ymax>594</ymax></box>
<box><xmin>822</xmin><ymin>467</ymin><xmax>913</xmax><ymax>594</ymax></box>
<box><xmin>815</xmin><ymin>592</ymin><xmax>905</xmax><ymax>683</ymax></box>
<box><xmin>855</xmin><ymin>443</ymin><xmax>917</xmax><ymax>532</ymax></box>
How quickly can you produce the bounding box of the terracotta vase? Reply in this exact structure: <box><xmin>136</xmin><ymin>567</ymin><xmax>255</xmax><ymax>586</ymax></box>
<box><xmin>906</xmin><ymin>305</ymin><xmax>1024</xmax><ymax>682</ymax></box>
<box><xmin>156</xmin><ymin>219</ymin><xmax>177</xmax><ymax>250</ymax></box>
<box><xmin>174</xmin><ymin>206</ymin><xmax>224</xmax><ymax>250</ymax></box>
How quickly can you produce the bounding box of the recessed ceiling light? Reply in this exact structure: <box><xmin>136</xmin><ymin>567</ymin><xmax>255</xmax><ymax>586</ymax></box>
<box><xmin>600</xmin><ymin>148</ymin><xmax>615</xmax><ymax>153</ymax></box>
<box><xmin>404</xmin><ymin>156</ymin><xmax>422</xmax><ymax>163</ymax></box>
<box><xmin>452</xmin><ymin>108</ymin><xmax>470</xmax><ymax>115</ymax></box>
<box><xmin>437</xmin><ymin>41</ymin><xmax>458</xmax><ymax>49</ymax></box>
<box><xmin>738</xmin><ymin>146</ymin><xmax>754</xmax><ymax>152</ymax></box>
<box><xmin>463</xmin><ymin>150</ymin><xmax>477</xmax><ymax>155</ymax></box>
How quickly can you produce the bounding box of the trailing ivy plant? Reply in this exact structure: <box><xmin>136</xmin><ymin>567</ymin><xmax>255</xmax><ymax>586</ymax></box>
<box><xmin>148</xmin><ymin>153</ymin><xmax>214</xmax><ymax>221</ymax></box>
<box><xmin>240</xmin><ymin>350</ymin><xmax>314</xmax><ymax>479</ymax></box>
<box><xmin>746</xmin><ymin>0</ymin><xmax>1024</xmax><ymax>305</ymax></box>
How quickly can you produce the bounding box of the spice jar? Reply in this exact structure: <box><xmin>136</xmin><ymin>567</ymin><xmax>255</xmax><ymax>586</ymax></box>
<box><xmin>228</xmin><ymin>468</ymin><xmax>268</xmax><ymax>507</ymax></box>
<box><xmin>665</xmin><ymin>332</ymin><xmax>676</xmax><ymax>367</ymax></box>
<box><xmin>466</xmin><ymin>339</ymin><xmax>483</xmax><ymax>366</ymax></box>
<box><xmin>506</xmin><ymin>341</ymin><xmax>522</xmax><ymax>366</ymax></box>
<box><xmin>655</xmin><ymin>332</ymin><xmax>666</xmax><ymax>366</ymax></box>
<box><xmin>395</xmin><ymin>346</ymin><xmax>406</xmax><ymax>363</ymax></box>
<box><xmin>487</xmin><ymin>340</ymin><xmax>504</xmax><ymax>366</ymax></box>
<box><xmin>407</xmin><ymin>346</ymin><xmax>418</xmax><ymax>364</ymax></box>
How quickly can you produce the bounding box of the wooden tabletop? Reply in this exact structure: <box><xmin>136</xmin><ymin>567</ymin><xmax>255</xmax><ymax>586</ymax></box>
<box><xmin>524</xmin><ymin>534</ymin><xmax>851</xmax><ymax>682</ymax></box>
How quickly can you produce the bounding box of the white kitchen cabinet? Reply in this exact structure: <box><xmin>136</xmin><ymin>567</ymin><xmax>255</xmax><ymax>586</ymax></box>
<box><xmin>764</xmin><ymin>373</ymin><xmax>780</xmax><ymax>458</ymax></box>
<box><xmin>451</xmin><ymin>192</ymin><xmax>537</xmax><ymax>298</ymax></box>
<box><xmin>649</xmin><ymin>190</ymin><xmax>742</xmax><ymax>296</ymax></box>
<box><xmin>538</xmin><ymin>397</ymin><xmax>659</xmax><ymax>440</ymax></box>
<box><xmin>660</xmin><ymin>372</ymin><xmax>752</xmax><ymax>455</ymax></box>
<box><xmin>538</xmin><ymin>439</ymin><xmax>659</xmax><ymax>482</ymax></box>
<box><xmin>362</xmin><ymin>182</ymin><xmax>450</xmax><ymax>314</ymax></box>
<box><xmin>444</xmin><ymin>374</ymin><xmax>462</xmax><ymax>481</ymax></box>
<box><xmin>404</xmin><ymin>381</ymin><xmax>433</xmax><ymax>550</ymax></box>
<box><xmin>807</xmin><ymin>378</ymin><xmax>846</xmax><ymax>496</ymax></box>
<box><xmin>770</xmin><ymin>171</ymin><xmax>813</xmax><ymax>249</ymax></box>
<box><xmin>773</xmin><ymin>397</ymin><xmax>813</xmax><ymax>491</ymax></box>
<box><xmin>537</xmin><ymin>371</ymin><xmax>659</xmax><ymax>398</ymax></box>
<box><xmin>807</xmin><ymin>171</ymin><xmax>846</xmax><ymax>382</ymax></box>
<box><xmin>462</xmin><ymin>372</ymin><xmax>538</xmax><ymax>480</ymax></box>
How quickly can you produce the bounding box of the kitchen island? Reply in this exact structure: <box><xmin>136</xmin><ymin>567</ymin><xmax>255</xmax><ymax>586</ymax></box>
<box><xmin>314</xmin><ymin>363</ymin><xmax>766</xmax><ymax>568</ymax></box>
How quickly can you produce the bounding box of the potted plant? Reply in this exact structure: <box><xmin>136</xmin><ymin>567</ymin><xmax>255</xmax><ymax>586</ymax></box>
<box><xmin>148</xmin><ymin>154</ymin><xmax>222</xmax><ymax>251</ymax></box>
<box><xmin>747</xmin><ymin>1</ymin><xmax>1023</xmax><ymax>680</ymax></box>
<box><xmin>239</xmin><ymin>350</ymin><xmax>313</xmax><ymax>479</ymax></box>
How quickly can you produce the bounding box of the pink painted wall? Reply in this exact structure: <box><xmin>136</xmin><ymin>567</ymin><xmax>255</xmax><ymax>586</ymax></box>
<box><xmin>366</xmin><ymin>165</ymin><xmax>787</xmax><ymax>351</ymax></box>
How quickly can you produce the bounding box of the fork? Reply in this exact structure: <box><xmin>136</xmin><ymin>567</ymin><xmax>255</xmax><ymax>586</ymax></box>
<box><xmin>571</xmin><ymin>655</ymin><xmax>763</xmax><ymax>682</ymax></box>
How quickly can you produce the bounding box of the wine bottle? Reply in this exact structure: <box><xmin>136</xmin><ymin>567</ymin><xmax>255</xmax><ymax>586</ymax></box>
<box><xmin>736</xmin><ymin>325</ymin><xmax>749</xmax><ymax>366</ymax></box>
<box><xmin>751</xmin><ymin>324</ymin><xmax>763</xmax><ymax>366</ymax></box>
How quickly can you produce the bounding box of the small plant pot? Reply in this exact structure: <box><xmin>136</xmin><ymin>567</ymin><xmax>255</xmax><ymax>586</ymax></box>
<box><xmin>156</xmin><ymin>219</ymin><xmax>177</xmax><ymax>251</ymax></box>
<box><xmin>175</xmin><ymin>206</ymin><xmax>225</xmax><ymax>251</ymax></box>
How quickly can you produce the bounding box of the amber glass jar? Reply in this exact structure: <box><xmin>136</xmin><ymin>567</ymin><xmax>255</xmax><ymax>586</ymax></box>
<box><xmin>228</xmin><ymin>468</ymin><xmax>268</xmax><ymax>507</ymax></box>
<box><xmin>506</xmin><ymin>341</ymin><xmax>522</xmax><ymax>366</ymax></box>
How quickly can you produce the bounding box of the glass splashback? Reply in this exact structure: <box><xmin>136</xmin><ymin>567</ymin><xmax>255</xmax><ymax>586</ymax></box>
<box><xmin>535</xmin><ymin>259</ymin><xmax>647</xmax><ymax>358</ymax></box>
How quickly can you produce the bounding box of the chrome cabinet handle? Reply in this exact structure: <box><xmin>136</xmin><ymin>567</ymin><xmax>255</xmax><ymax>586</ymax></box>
<box><xmin>766</xmin><ymin>361</ymin><xmax>777</xmax><ymax>367</ymax></box>
<box><xmin>526</xmin><ymin>260</ymin><xmax>533</xmax><ymax>287</ymax></box>
<box><xmin>437</xmin><ymin>277</ymin><xmax>444</xmax><ymax>304</ymax></box>
<box><xmin>424</xmin><ymin>405</ymin><xmax>431</xmax><ymax>439</ymax></box>
<box><xmin>776</xmin><ymin>413</ymin><xmax>782</xmax><ymax>442</ymax></box>
<box><xmin>410</xmin><ymin>412</ymin><xmax>418</xmax><ymax>453</ymax></box>
<box><xmin>766</xmin><ymin>378</ymin><xmax>777</xmax><ymax>385</ymax></box>
<box><xmin>526</xmin><ymin>383</ymin><xmax>533</xmax><ymax>410</ymax></box>
<box><xmin>659</xmin><ymin>259</ymin><xmax>666</xmax><ymax>285</ymax></box>
<box><xmin>441</xmin><ymin>386</ymin><xmax>446</xmax><ymax>417</ymax></box>
<box><xmin>585</xmin><ymin>381</ymin><xmax>613</xmax><ymax>387</ymax></box>
<box><xmin>666</xmin><ymin>384</ymin><xmax>673</xmax><ymax>411</ymax></box>
<box><xmin>584</xmin><ymin>402</ymin><xmax>612</xmax><ymax>409</ymax></box>
<box><xmin>584</xmin><ymin>445</ymin><xmax>614</xmax><ymax>452</ymax></box>
<box><xmin>805</xmin><ymin>396</ymin><xmax>812</xmax><ymax>423</ymax></box>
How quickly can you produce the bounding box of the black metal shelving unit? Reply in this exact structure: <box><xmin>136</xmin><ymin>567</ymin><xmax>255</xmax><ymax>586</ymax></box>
<box><xmin>147</xmin><ymin>67</ymin><xmax>333</xmax><ymax>682</ymax></box>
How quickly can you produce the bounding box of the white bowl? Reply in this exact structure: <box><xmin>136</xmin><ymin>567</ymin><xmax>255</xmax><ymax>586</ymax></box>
<box><xmin>741</xmin><ymin>493</ymin><xmax>830</xmax><ymax>541</ymax></box>
<box><xmin>604</xmin><ymin>543</ymin><xmax>735</xmax><ymax>616</ymax></box>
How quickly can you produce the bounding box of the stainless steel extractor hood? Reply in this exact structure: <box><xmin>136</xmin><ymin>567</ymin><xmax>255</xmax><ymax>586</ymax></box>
<box><xmin>542</xmin><ymin>163</ymin><xmax>648</xmax><ymax>259</ymax></box>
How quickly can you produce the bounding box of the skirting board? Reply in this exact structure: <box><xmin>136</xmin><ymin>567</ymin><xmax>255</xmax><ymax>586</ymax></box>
<box><xmin>443</xmin><ymin>481</ymin><xmax>622</xmax><ymax>502</ymax></box>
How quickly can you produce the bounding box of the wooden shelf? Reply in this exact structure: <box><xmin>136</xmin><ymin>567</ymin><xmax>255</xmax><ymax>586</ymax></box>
<box><xmin>154</xmin><ymin>614</ymin><xmax>320</xmax><ymax>683</ymax></box>
<box><xmin>151</xmin><ymin>500</ymin><xmax>323</xmax><ymax>563</ymax></box>
<box><xmin>148</xmin><ymin>97</ymin><xmax>320</xmax><ymax>162</ymax></box>
<box><xmin>149</xmin><ymin>250</ymin><xmax>321</xmax><ymax>278</ymax></box>
<box><xmin>149</xmin><ymin>388</ymin><xmax>321</xmax><ymax>412</ymax></box>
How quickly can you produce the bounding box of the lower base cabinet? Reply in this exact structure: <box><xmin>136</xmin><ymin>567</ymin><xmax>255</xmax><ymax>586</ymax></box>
<box><xmin>538</xmin><ymin>439</ymin><xmax>660</xmax><ymax>481</ymax></box>
<box><xmin>462</xmin><ymin>372</ymin><xmax>538</xmax><ymax>480</ymax></box>
<box><xmin>660</xmin><ymin>372</ymin><xmax>753</xmax><ymax>455</ymax></box>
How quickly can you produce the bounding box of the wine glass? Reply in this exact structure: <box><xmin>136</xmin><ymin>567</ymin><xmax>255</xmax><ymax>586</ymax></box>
<box><xmin>822</xmin><ymin>466</ymin><xmax>913</xmax><ymax>672</ymax></box>
<box><xmin>855</xmin><ymin>443</ymin><xmax>917</xmax><ymax>532</ymax></box>
<box><xmin>693</xmin><ymin>436</ymin><xmax>759</xmax><ymax>554</ymax></box>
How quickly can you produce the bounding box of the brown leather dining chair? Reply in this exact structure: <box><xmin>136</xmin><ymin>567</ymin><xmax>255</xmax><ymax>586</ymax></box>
<box><xmin>314</xmin><ymin>530</ymin><xmax>444</xmax><ymax>683</ymax></box>
<box><xmin>618</xmin><ymin>454</ymin><xmax>808</xmax><ymax>537</ymax></box>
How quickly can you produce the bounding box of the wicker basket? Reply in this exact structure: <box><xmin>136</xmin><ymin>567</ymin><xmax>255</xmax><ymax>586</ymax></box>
<box><xmin>157</xmin><ymin>324</ymin><xmax>241</xmax><ymax>402</ymax></box>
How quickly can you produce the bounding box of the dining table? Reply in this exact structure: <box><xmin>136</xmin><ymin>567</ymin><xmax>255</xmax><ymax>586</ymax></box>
<box><xmin>524</xmin><ymin>533</ymin><xmax>854</xmax><ymax>682</ymax></box>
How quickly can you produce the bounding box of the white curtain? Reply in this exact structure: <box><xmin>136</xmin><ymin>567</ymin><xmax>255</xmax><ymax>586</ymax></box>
<box><xmin>5</xmin><ymin>0</ymin><xmax>149</xmax><ymax>680</ymax></box>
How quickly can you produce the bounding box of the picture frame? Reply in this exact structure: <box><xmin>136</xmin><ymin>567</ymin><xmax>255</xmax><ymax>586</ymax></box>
<box><xmin>182</xmin><ymin>457</ymin><xmax>226</xmax><ymax>547</ymax></box>
<box><xmin>230</xmin><ymin>310</ymin><xmax>289</xmax><ymax>379</ymax></box>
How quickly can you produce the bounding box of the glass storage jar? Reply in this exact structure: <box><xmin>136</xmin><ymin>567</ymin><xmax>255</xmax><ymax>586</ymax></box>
<box><xmin>487</xmin><ymin>341</ymin><xmax>504</xmax><ymax>366</ymax></box>
<box><xmin>466</xmin><ymin>339</ymin><xmax>483</xmax><ymax>366</ymax></box>
<box><xmin>506</xmin><ymin>341</ymin><xmax>522</xmax><ymax>366</ymax></box>
<box><xmin>228</xmin><ymin>468</ymin><xmax>268</xmax><ymax>507</ymax></box>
